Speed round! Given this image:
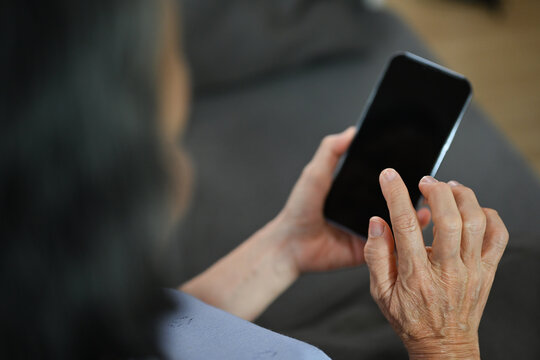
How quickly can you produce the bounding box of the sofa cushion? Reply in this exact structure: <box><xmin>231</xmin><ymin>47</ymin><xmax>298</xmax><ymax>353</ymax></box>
<box><xmin>180</xmin><ymin>0</ymin><xmax>378</xmax><ymax>91</ymax></box>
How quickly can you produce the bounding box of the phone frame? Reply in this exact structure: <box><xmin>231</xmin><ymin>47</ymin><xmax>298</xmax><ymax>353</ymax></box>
<box><xmin>325</xmin><ymin>52</ymin><xmax>473</xmax><ymax>238</ymax></box>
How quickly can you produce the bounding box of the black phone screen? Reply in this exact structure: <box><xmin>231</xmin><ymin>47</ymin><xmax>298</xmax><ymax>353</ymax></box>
<box><xmin>323</xmin><ymin>53</ymin><xmax>472</xmax><ymax>238</ymax></box>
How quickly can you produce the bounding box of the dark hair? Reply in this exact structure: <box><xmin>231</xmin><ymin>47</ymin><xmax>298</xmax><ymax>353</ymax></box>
<box><xmin>1</xmin><ymin>1</ymin><xmax>175</xmax><ymax>359</ymax></box>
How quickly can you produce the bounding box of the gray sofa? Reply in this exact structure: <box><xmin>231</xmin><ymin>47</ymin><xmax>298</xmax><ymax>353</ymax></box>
<box><xmin>175</xmin><ymin>2</ymin><xmax>540</xmax><ymax>359</ymax></box>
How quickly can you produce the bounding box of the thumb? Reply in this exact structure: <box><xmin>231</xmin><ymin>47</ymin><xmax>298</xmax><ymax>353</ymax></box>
<box><xmin>303</xmin><ymin>127</ymin><xmax>356</xmax><ymax>190</ymax></box>
<box><xmin>364</xmin><ymin>217</ymin><xmax>397</xmax><ymax>303</ymax></box>
<box><xmin>286</xmin><ymin>127</ymin><xmax>356</xmax><ymax>211</ymax></box>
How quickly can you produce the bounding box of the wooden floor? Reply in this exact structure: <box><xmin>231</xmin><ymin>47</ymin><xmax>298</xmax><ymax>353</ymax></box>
<box><xmin>385</xmin><ymin>0</ymin><xmax>540</xmax><ymax>175</ymax></box>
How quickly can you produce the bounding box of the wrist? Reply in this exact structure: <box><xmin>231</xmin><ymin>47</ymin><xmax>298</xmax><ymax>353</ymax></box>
<box><xmin>405</xmin><ymin>336</ymin><xmax>480</xmax><ymax>360</ymax></box>
<box><xmin>180</xmin><ymin>217</ymin><xmax>299</xmax><ymax>321</ymax></box>
<box><xmin>262</xmin><ymin>215</ymin><xmax>301</xmax><ymax>279</ymax></box>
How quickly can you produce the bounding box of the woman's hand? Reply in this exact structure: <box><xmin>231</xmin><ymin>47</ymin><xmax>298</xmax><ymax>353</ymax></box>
<box><xmin>182</xmin><ymin>129</ymin><xmax>430</xmax><ymax>321</ymax></box>
<box><xmin>364</xmin><ymin>169</ymin><xmax>509</xmax><ymax>359</ymax></box>
<box><xmin>278</xmin><ymin>128</ymin><xmax>431</xmax><ymax>273</ymax></box>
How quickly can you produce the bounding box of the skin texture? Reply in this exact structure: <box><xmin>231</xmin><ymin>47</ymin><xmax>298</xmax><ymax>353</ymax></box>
<box><xmin>278</xmin><ymin>128</ymin><xmax>431</xmax><ymax>274</ymax></box>
<box><xmin>180</xmin><ymin>130</ymin><xmax>431</xmax><ymax>321</ymax></box>
<box><xmin>159</xmin><ymin>2</ymin><xmax>508</xmax><ymax>355</ymax></box>
<box><xmin>364</xmin><ymin>171</ymin><xmax>509</xmax><ymax>359</ymax></box>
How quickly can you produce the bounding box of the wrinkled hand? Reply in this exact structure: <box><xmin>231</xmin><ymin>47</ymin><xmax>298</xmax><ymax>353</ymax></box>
<box><xmin>364</xmin><ymin>169</ymin><xmax>509</xmax><ymax>359</ymax></box>
<box><xmin>277</xmin><ymin>128</ymin><xmax>431</xmax><ymax>273</ymax></box>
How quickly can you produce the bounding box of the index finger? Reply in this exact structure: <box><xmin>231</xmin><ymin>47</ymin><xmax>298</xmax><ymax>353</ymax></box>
<box><xmin>379</xmin><ymin>169</ymin><xmax>428</xmax><ymax>271</ymax></box>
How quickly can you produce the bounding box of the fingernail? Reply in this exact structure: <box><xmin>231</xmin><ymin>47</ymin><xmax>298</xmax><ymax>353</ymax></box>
<box><xmin>420</xmin><ymin>176</ymin><xmax>437</xmax><ymax>184</ymax></box>
<box><xmin>369</xmin><ymin>218</ymin><xmax>384</xmax><ymax>237</ymax></box>
<box><xmin>382</xmin><ymin>168</ymin><xmax>397</xmax><ymax>181</ymax></box>
<box><xmin>448</xmin><ymin>180</ymin><xmax>460</xmax><ymax>187</ymax></box>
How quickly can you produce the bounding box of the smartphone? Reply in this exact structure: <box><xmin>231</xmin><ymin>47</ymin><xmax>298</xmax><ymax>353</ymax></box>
<box><xmin>323</xmin><ymin>52</ymin><xmax>472</xmax><ymax>238</ymax></box>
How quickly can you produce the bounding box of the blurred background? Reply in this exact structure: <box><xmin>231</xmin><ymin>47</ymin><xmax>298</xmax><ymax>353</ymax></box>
<box><xmin>386</xmin><ymin>0</ymin><xmax>540</xmax><ymax>175</ymax></box>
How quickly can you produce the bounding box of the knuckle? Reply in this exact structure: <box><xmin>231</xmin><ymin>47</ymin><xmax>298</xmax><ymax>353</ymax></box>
<box><xmin>363</xmin><ymin>241</ymin><xmax>378</xmax><ymax>261</ymax></box>
<box><xmin>482</xmin><ymin>259</ymin><xmax>498</xmax><ymax>272</ymax></box>
<box><xmin>434</xmin><ymin>182</ymin><xmax>452</xmax><ymax>193</ymax></box>
<box><xmin>464</xmin><ymin>214</ymin><xmax>486</xmax><ymax>235</ymax></box>
<box><xmin>484</xmin><ymin>208</ymin><xmax>499</xmax><ymax>217</ymax></box>
<box><xmin>458</xmin><ymin>186</ymin><xmax>475</xmax><ymax>197</ymax></box>
<box><xmin>393</xmin><ymin>212</ymin><xmax>419</xmax><ymax>234</ymax></box>
<box><xmin>484</xmin><ymin>208</ymin><xmax>509</xmax><ymax>246</ymax></box>
<box><xmin>437</xmin><ymin>215</ymin><xmax>462</xmax><ymax>234</ymax></box>
<box><xmin>455</xmin><ymin>186</ymin><xmax>478</xmax><ymax>202</ymax></box>
<box><xmin>494</xmin><ymin>228</ymin><xmax>510</xmax><ymax>249</ymax></box>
